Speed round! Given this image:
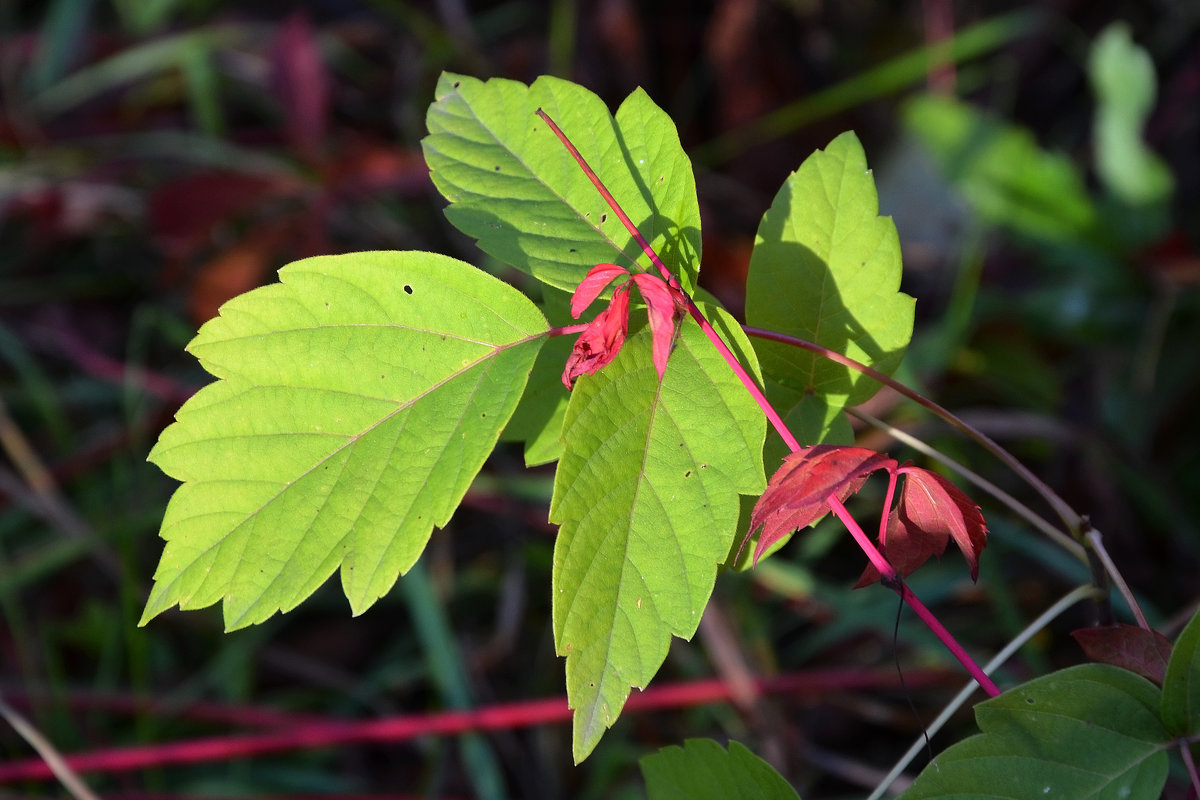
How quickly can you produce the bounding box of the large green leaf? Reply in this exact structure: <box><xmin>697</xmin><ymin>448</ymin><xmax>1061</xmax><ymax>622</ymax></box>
<box><xmin>901</xmin><ymin>664</ymin><xmax>1171</xmax><ymax>799</ymax></box>
<box><xmin>745</xmin><ymin>131</ymin><xmax>914</xmax><ymax>446</ymax></box>
<box><xmin>143</xmin><ymin>252</ymin><xmax>548</xmax><ymax>629</ymax></box>
<box><xmin>423</xmin><ymin>72</ymin><xmax>701</xmax><ymax>294</ymax></box>
<box><xmin>1162</xmin><ymin>605</ymin><xmax>1200</xmax><ymax>735</ymax></box>
<box><xmin>641</xmin><ymin>739</ymin><xmax>801</xmax><ymax>800</ymax></box>
<box><xmin>549</xmin><ymin>304</ymin><xmax>766</xmax><ymax>761</ymax></box>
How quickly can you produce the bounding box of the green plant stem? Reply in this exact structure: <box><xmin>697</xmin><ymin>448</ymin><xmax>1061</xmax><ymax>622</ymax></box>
<box><xmin>539</xmin><ymin>108</ymin><xmax>999</xmax><ymax>699</ymax></box>
<box><xmin>866</xmin><ymin>583</ymin><xmax>1103</xmax><ymax>800</ymax></box>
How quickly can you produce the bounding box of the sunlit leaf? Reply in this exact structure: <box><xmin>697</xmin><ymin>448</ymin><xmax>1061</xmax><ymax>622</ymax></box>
<box><xmin>745</xmin><ymin>131</ymin><xmax>914</xmax><ymax>445</ymax></box>
<box><xmin>550</xmin><ymin>303</ymin><xmax>766</xmax><ymax>761</ymax></box>
<box><xmin>143</xmin><ymin>251</ymin><xmax>548</xmax><ymax>629</ymax></box>
<box><xmin>423</xmin><ymin>73</ymin><xmax>701</xmax><ymax>294</ymax></box>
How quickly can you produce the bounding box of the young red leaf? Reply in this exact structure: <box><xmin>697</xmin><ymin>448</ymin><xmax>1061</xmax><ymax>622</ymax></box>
<box><xmin>746</xmin><ymin>445</ymin><xmax>896</xmax><ymax>564</ymax></box>
<box><xmin>855</xmin><ymin>466</ymin><xmax>987</xmax><ymax>587</ymax></box>
<box><xmin>1072</xmin><ymin>625</ymin><xmax>1174</xmax><ymax>686</ymax></box>
<box><xmin>561</xmin><ymin>284</ymin><xmax>631</xmax><ymax>389</ymax></box>
<box><xmin>630</xmin><ymin>272</ymin><xmax>685</xmax><ymax>382</ymax></box>
<box><xmin>570</xmin><ymin>263</ymin><xmax>630</xmax><ymax>318</ymax></box>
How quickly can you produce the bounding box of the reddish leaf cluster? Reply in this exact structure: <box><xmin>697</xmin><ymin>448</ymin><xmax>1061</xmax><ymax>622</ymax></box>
<box><xmin>562</xmin><ymin>264</ymin><xmax>687</xmax><ymax>389</ymax></box>
<box><xmin>745</xmin><ymin>445</ymin><xmax>988</xmax><ymax>586</ymax></box>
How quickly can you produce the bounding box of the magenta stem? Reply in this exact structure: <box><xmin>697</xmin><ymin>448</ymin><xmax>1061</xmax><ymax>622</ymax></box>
<box><xmin>537</xmin><ymin>108</ymin><xmax>999</xmax><ymax>698</ymax></box>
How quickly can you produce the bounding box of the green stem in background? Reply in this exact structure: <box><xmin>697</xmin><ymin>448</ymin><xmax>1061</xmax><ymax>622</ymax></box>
<box><xmin>538</xmin><ymin>108</ymin><xmax>998</xmax><ymax>698</ymax></box>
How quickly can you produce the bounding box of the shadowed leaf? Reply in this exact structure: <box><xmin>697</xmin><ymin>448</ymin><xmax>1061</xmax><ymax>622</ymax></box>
<box><xmin>1072</xmin><ymin>625</ymin><xmax>1172</xmax><ymax>685</ymax></box>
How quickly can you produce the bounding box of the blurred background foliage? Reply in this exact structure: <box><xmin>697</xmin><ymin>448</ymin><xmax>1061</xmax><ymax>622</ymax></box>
<box><xmin>1</xmin><ymin>1</ymin><xmax>1198</xmax><ymax>798</ymax></box>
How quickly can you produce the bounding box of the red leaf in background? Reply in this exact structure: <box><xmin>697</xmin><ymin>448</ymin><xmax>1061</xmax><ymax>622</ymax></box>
<box><xmin>561</xmin><ymin>284</ymin><xmax>631</xmax><ymax>389</ymax></box>
<box><xmin>150</xmin><ymin>172</ymin><xmax>296</xmax><ymax>260</ymax></box>
<box><xmin>746</xmin><ymin>445</ymin><xmax>896</xmax><ymax>564</ymax></box>
<box><xmin>272</xmin><ymin>12</ymin><xmax>329</xmax><ymax>161</ymax></box>
<box><xmin>1072</xmin><ymin>625</ymin><xmax>1173</xmax><ymax>686</ymax></box>
<box><xmin>856</xmin><ymin>466</ymin><xmax>987</xmax><ymax>587</ymax></box>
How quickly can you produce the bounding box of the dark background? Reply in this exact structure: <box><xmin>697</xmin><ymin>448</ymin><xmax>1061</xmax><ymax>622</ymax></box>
<box><xmin>1</xmin><ymin>1</ymin><xmax>1198</xmax><ymax>798</ymax></box>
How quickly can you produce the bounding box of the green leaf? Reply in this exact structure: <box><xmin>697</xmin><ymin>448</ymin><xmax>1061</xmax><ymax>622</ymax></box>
<box><xmin>745</xmin><ymin>131</ymin><xmax>914</xmax><ymax>445</ymax></box>
<box><xmin>901</xmin><ymin>664</ymin><xmax>1171</xmax><ymax>799</ymax></box>
<box><xmin>142</xmin><ymin>252</ymin><xmax>548</xmax><ymax>630</ymax></box>
<box><xmin>550</xmin><ymin>303</ymin><xmax>766</xmax><ymax>761</ymax></box>
<box><xmin>641</xmin><ymin>739</ymin><xmax>801</xmax><ymax>800</ymax></box>
<box><xmin>423</xmin><ymin>73</ymin><xmax>702</xmax><ymax>294</ymax></box>
<box><xmin>1089</xmin><ymin>23</ymin><xmax>1173</xmax><ymax>207</ymax></box>
<box><xmin>904</xmin><ymin>94</ymin><xmax>1102</xmax><ymax>247</ymax></box>
<box><xmin>1162</xmin><ymin>605</ymin><xmax>1200</xmax><ymax>735</ymax></box>
<box><xmin>501</xmin><ymin>287</ymin><xmax>574</xmax><ymax>466</ymax></box>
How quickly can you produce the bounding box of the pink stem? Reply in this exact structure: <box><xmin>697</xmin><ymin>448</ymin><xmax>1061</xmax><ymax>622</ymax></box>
<box><xmin>537</xmin><ymin>108</ymin><xmax>998</xmax><ymax>698</ymax></box>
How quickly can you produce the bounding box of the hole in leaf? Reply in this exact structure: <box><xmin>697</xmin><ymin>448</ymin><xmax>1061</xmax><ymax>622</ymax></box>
<box><xmin>494</xmin><ymin>165</ymin><xmax>501</xmax><ymax>171</ymax></box>
<box><xmin>600</xmin><ymin>213</ymin><xmax>608</xmax><ymax>223</ymax></box>
<box><xmin>404</xmin><ymin>285</ymin><xmax>413</xmax><ymax>294</ymax></box>
<box><xmin>684</xmin><ymin>470</ymin><xmax>692</xmax><ymax>478</ymax></box>
<box><xmin>1026</xmin><ymin>697</ymin><xmax>1036</xmax><ymax>705</ymax></box>
<box><xmin>569</xmin><ymin>248</ymin><xmax>576</xmax><ymax>253</ymax></box>
<box><xmin>453</xmin><ymin>80</ymin><xmax>461</xmax><ymax>88</ymax></box>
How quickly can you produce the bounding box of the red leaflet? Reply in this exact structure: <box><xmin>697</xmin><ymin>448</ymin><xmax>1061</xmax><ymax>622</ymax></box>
<box><xmin>855</xmin><ymin>466</ymin><xmax>988</xmax><ymax>587</ymax></box>
<box><xmin>1072</xmin><ymin>624</ymin><xmax>1173</xmax><ymax>685</ymax></box>
<box><xmin>561</xmin><ymin>264</ymin><xmax>685</xmax><ymax>389</ymax></box>
<box><xmin>562</xmin><ymin>284</ymin><xmax>630</xmax><ymax>389</ymax></box>
<box><xmin>745</xmin><ymin>445</ymin><xmax>897</xmax><ymax>564</ymax></box>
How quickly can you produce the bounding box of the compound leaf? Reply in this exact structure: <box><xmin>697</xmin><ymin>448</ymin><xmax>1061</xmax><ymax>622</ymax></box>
<box><xmin>901</xmin><ymin>664</ymin><xmax>1171</xmax><ymax>799</ymax></box>
<box><xmin>641</xmin><ymin>739</ymin><xmax>801</xmax><ymax>800</ymax></box>
<box><xmin>550</xmin><ymin>303</ymin><xmax>766</xmax><ymax>761</ymax></box>
<box><xmin>423</xmin><ymin>72</ymin><xmax>701</xmax><ymax>294</ymax></box>
<box><xmin>745</xmin><ymin>131</ymin><xmax>914</xmax><ymax>445</ymax></box>
<box><xmin>143</xmin><ymin>251</ymin><xmax>548</xmax><ymax>630</ymax></box>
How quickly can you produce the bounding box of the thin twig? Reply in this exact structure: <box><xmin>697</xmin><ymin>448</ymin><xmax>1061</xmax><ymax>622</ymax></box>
<box><xmin>847</xmin><ymin>407</ymin><xmax>1086</xmax><ymax>561</ymax></box>
<box><xmin>1084</xmin><ymin>528</ymin><xmax>1150</xmax><ymax>630</ymax></box>
<box><xmin>0</xmin><ymin>694</ymin><xmax>102</xmax><ymax>800</ymax></box>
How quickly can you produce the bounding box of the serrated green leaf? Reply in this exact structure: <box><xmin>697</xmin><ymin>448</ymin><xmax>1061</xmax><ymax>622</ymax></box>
<box><xmin>143</xmin><ymin>252</ymin><xmax>548</xmax><ymax>630</ymax></box>
<box><xmin>901</xmin><ymin>664</ymin><xmax>1171</xmax><ymax>800</ymax></box>
<box><xmin>641</xmin><ymin>739</ymin><xmax>801</xmax><ymax>800</ymax></box>
<box><xmin>550</xmin><ymin>304</ymin><xmax>766</xmax><ymax>761</ymax></box>
<box><xmin>423</xmin><ymin>72</ymin><xmax>701</xmax><ymax>294</ymax></box>
<box><xmin>1089</xmin><ymin>23</ymin><xmax>1173</xmax><ymax>207</ymax></box>
<box><xmin>905</xmin><ymin>94</ymin><xmax>1102</xmax><ymax>247</ymax></box>
<box><xmin>745</xmin><ymin>131</ymin><xmax>914</xmax><ymax>445</ymax></box>
<box><xmin>1162</xmin><ymin>605</ymin><xmax>1200</xmax><ymax>735</ymax></box>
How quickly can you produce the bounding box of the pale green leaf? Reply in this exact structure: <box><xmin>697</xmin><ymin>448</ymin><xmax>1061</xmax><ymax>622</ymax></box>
<box><xmin>550</xmin><ymin>304</ymin><xmax>766</xmax><ymax>761</ymax></box>
<box><xmin>1089</xmin><ymin>23</ymin><xmax>1173</xmax><ymax>207</ymax></box>
<box><xmin>423</xmin><ymin>72</ymin><xmax>701</xmax><ymax>294</ymax></box>
<box><xmin>641</xmin><ymin>739</ymin><xmax>801</xmax><ymax>800</ymax></box>
<box><xmin>745</xmin><ymin>131</ymin><xmax>914</xmax><ymax>445</ymax></box>
<box><xmin>500</xmin><ymin>287</ymin><xmax>573</xmax><ymax>466</ymax></box>
<box><xmin>1162</xmin><ymin>605</ymin><xmax>1200</xmax><ymax>735</ymax></box>
<box><xmin>901</xmin><ymin>664</ymin><xmax>1171</xmax><ymax>799</ymax></box>
<box><xmin>143</xmin><ymin>251</ymin><xmax>548</xmax><ymax>630</ymax></box>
